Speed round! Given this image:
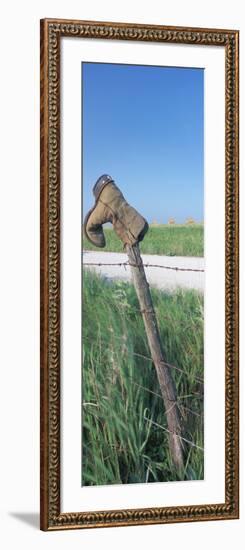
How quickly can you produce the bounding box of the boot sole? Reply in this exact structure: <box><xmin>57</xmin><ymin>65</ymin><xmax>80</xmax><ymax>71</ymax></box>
<box><xmin>93</xmin><ymin>175</ymin><xmax>114</xmax><ymax>200</ymax></box>
<box><xmin>83</xmin><ymin>178</ymin><xmax>113</xmax><ymax>247</ymax></box>
<box><xmin>83</xmin><ymin>178</ymin><xmax>114</xmax><ymax>248</ymax></box>
<box><xmin>83</xmin><ymin>207</ymin><xmax>106</xmax><ymax>248</ymax></box>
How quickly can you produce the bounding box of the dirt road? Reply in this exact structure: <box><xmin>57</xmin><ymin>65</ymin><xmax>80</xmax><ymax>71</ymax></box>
<box><xmin>83</xmin><ymin>250</ymin><xmax>204</xmax><ymax>292</ymax></box>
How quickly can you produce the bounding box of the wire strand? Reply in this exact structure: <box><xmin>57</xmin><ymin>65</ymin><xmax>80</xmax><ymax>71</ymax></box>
<box><xmin>143</xmin><ymin>415</ymin><xmax>204</xmax><ymax>451</ymax></box>
<box><xmin>83</xmin><ymin>260</ymin><xmax>204</xmax><ymax>273</ymax></box>
<box><xmin>83</xmin><ymin>335</ymin><xmax>204</xmax><ymax>386</ymax></box>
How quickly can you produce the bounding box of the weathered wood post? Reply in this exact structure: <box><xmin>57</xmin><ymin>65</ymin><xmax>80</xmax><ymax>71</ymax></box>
<box><xmin>126</xmin><ymin>243</ymin><xmax>186</xmax><ymax>473</ymax></box>
<box><xmin>84</xmin><ymin>174</ymin><xmax>186</xmax><ymax>473</ymax></box>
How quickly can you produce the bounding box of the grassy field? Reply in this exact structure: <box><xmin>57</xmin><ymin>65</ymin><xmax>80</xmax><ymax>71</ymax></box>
<box><xmin>83</xmin><ymin>224</ymin><xmax>204</xmax><ymax>257</ymax></box>
<box><xmin>82</xmin><ymin>271</ymin><xmax>204</xmax><ymax>486</ymax></box>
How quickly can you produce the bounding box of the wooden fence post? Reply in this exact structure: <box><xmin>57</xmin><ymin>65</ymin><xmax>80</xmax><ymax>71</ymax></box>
<box><xmin>126</xmin><ymin>243</ymin><xmax>186</xmax><ymax>473</ymax></box>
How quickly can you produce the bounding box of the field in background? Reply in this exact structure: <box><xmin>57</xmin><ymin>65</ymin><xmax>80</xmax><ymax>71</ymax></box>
<box><xmin>83</xmin><ymin>224</ymin><xmax>204</xmax><ymax>257</ymax></box>
<box><xmin>82</xmin><ymin>271</ymin><xmax>204</xmax><ymax>486</ymax></box>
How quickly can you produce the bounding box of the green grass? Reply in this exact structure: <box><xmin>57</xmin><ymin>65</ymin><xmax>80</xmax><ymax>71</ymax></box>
<box><xmin>82</xmin><ymin>271</ymin><xmax>204</xmax><ymax>486</ymax></box>
<box><xmin>83</xmin><ymin>224</ymin><xmax>204</xmax><ymax>257</ymax></box>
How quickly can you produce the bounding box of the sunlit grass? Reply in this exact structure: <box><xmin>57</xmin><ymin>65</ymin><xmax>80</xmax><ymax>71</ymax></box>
<box><xmin>83</xmin><ymin>224</ymin><xmax>204</xmax><ymax>257</ymax></box>
<box><xmin>82</xmin><ymin>271</ymin><xmax>204</xmax><ymax>486</ymax></box>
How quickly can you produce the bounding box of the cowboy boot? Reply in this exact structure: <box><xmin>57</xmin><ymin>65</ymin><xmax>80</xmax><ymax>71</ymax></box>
<box><xmin>84</xmin><ymin>175</ymin><xmax>149</xmax><ymax>248</ymax></box>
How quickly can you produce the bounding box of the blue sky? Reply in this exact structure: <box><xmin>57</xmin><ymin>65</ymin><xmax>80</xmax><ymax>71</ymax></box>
<box><xmin>82</xmin><ymin>63</ymin><xmax>204</xmax><ymax>224</ymax></box>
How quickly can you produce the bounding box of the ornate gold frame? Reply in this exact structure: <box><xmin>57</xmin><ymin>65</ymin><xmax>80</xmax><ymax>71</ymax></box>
<box><xmin>40</xmin><ymin>18</ymin><xmax>239</xmax><ymax>530</ymax></box>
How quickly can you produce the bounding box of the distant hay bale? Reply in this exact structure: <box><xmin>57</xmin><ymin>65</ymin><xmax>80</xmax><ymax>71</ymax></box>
<box><xmin>168</xmin><ymin>217</ymin><xmax>175</xmax><ymax>225</ymax></box>
<box><xmin>185</xmin><ymin>217</ymin><xmax>196</xmax><ymax>225</ymax></box>
<box><xmin>151</xmin><ymin>219</ymin><xmax>159</xmax><ymax>226</ymax></box>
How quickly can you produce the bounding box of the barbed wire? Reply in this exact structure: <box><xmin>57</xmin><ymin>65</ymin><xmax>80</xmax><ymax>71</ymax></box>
<box><xmin>83</xmin><ymin>334</ymin><xmax>204</xmax><ymax>386</ymax></box>
<box><xmin>83</xmin><ymin>337</ymin><xmax>203</xmax><ymax>425</ymax></box>
<box><xmin>143</xmin><ymin>415</ymin><xmax>204</xmax><ymax>452</ymax></box>
<box><xmin>132</xmin><ymin>351</ymin><xmax>204</xmax><ymax>385</ymax></box>
<box><xmin>83</xmin><ymin>261</ymin><xmax>204</xmax><ymax>273</ymax></box>
<box><xmin>83</xmin><ymin>403</ymin><xmax>204</xmax><ymax>452</ymax></box>
<box><xmin>129</xmin><ymin>379</ymin><xmax>203</xmax><ymax>418</ymax></box>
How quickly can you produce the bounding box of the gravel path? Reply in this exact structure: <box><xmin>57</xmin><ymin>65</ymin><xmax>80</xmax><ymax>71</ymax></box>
<box><xmin>83</xmin><ymin>250</ymin><xmax>204</xmax><ymax>292</ymax></box>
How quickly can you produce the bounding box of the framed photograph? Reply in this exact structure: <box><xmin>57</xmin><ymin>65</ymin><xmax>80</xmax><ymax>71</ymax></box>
<box><xmin>40</xmin><ymin>18</ymin><xmax>239</xmax><ymax>530</ymax></box>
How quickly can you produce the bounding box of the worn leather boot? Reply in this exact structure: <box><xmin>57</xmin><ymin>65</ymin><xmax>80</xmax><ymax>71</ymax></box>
<box><xmin>84</xmin><ymin>175</ymin><xmax>148</xmax><ymax>248</ymax></box>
